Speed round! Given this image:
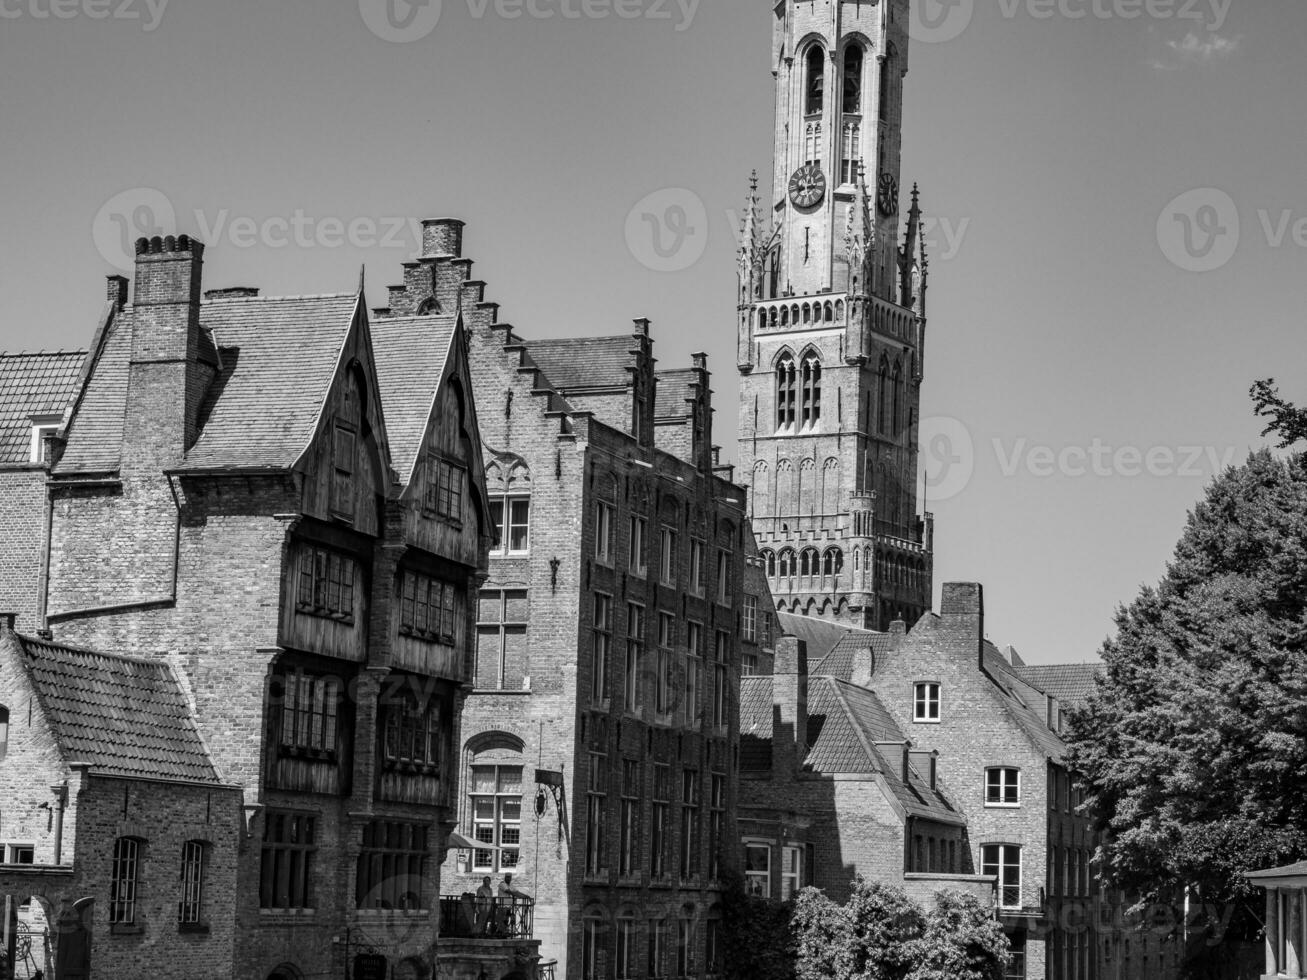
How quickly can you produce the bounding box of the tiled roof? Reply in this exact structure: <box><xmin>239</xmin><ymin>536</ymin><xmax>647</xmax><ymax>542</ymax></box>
<box><xmin>524</xmin><ymin>336</ymin><xmax>635</xmax><ymax>392</ymax></box>
<box><xmin>56</xmin><ymin>316</ymin><xmax>132</xmax><ymax>474</ymax></box>
<box><xmin>180</xmin><ymin>294</ymin><xmax>359</xmax><ymax>470</ymax></box>
<box><xmin>370</xmin><ymin>314</ymin><xmax>457</xmax><ymax>483</ymax></box>
<box><xmin>981</xmin><ymin>642</ymin><xmax>1067</xmax><ymax>763</ymax></box>
<box><xmin>778</xmin><ymin>612</ymin><xmax>873</xmax><ymax>666</ymax></box>
<box><xmin>738</xmin><ymin>674</ymin><xmax>962</xmax><ymax>824</ymax></box>
<box><xmin>0</xmin><ymin>351</ymin><xmax>84</xmax><ymax>466</ymax></box>
<box><xmin>1248</xmin><ymin>861</ymin><xmax>1307</xmax><ymax>880</ymax></box>
<box><xmin>1015</xmin><ymin>664</ymin><xmax>1102</xmax><ymax>708</ymax></box>
<box><xmin>17</xmin><ymin>635</ymin><xmax>220</xmax><ymax>783</ymax></box>
<box><xmin>654</xmin><ymin>369</ymin><xmax>697</xmax><ymax>419</ymax></box>
<box><xmin>813</xmin><ymin>632</ymin><xmax>901</xmax><ymax>682</ymax></box>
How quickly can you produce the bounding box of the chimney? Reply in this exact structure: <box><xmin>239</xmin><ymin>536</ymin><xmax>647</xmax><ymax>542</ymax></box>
<box><xmin>0</xmin><ymin>613</ymin><xmax>15</xmax><ymax>634</ymax></box>
<box><xmin>126</xmin><ymin>235</ymin><xmax>212</xmax><ymax>466</ymax></box>
<box><xmin>106</xmin><ymin>275</ymin><xmax>128</xmax><ymax>312</ymax></box>
<box><xmin>204</xmin><ymin>286</ymin><xmax>260</xmax><ymax>300</ymax></box>
<box><xmin>940</xmin><ymin>582</ymin><xmax>984</xmax><ymax>666</ymax></box>
<box><xmin>691</xmin><ymin>351</ymin><xmax>713</xmax><ymax>474</ymax></box>
<box><xmin>771</xmin><ymin>637</ymin><xmax>808</xmax><ymax>778</ymax></box>
<box><xmin>850</xmin><ymin>646</ymin><xmax>874</xmax><ymax>688</ymax></box>
<box><xmin>909</xmin><ymin>749</ymin><xmax>939</xmax><ymax>791</ymax></box>
<box><xmin>421</xmin><ymin>218</ymin><xmax>465</xmax><ymax>259</ymax></box>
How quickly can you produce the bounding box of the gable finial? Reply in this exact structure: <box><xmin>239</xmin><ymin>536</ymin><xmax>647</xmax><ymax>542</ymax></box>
<box><xmin>357</xmin><ymin>264</ymin><xmax>366</xmax><ymax>295</ymax></box>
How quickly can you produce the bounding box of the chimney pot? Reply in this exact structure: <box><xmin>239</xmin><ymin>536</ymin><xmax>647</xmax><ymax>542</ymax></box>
<box><xmin>633</xmin><ymin>318</ymin><xmax>651</xmax><ymax>339</ymax></box>
<box><xmin>0</xmin><ymin>613</ymin><xmax>16</xmax><ymax>634</ymax></box>
<box><xmin>421</xmin><ymin>218</ymin><xmax>465</xmax><ymax>259</ymax></box>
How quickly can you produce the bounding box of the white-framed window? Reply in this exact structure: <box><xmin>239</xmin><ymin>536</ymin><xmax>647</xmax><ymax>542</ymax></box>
<box><xmin>690</xmin><ymin>539</ymin><xmax>705</xmax><ymax>596</ymax></box>
<box><xmin>592</xmin><ymin>593</ymin><xmax>613</xmax><ymax>705</ymax></box>
<box><xmin>3</xmin><ymin>843</ymin><xmax>34</xmax><ymax>864</ymax></box>
<box><xmin>744</xmin><ymin>840</ymin><xmax>771</xmax><ymax>897</ymax></box>
<box><xmin>660</xmin><ymin>527</ymin><xmax>677</xmax><ymax>586</ymax></box>
<box><xmin>475</xmin><ymin>589</ymin><xmax>528</xmax><ymax>691</ymax></box>
<box><xmin>489</xmin><ymin>496</ymin><xmax>531</xmax><ymax>555</ymax></box>
<box><xmin>29</xmin><ymin>419</ymin><xmax>59</xmax><ymax>465</ymax></box>
<box><xmin>624</xmin><ymin>603</ymin><xmax>645</xmax><ymax>712</ymax></box>
<box><xmin>913</xmin><ymin>682</ymin><xmax>941</xmax><ymax>723</ymax></box>
<box><xmin>982</xmin><ymin>843</ymin><xmax>1022</xmax><ymax>909</ymax></box>
<box><xmin>179</xmin><ymin>840</ymin><xmax>208</xmax><ymax>926</ymax></box>
<box><xmin>629</xmin><ymin>516</ymin><xmax>647</xmax><ymax>576</ymax></box>
<box><xmin>595</xmin><ymin>501</ymin><xmax>615</xmax><ymax>565</ymax></box>
<box><xmin>742</xmin><ymin>595</ymin><xmax>758</xmax><ymax>643</ymax></box>
<box><xmin>985</xmin><ymin>767</ymin><xmax>1021</xmax><ymax>807</ymax></box>
<box><xmin>781</xmin><ymin>845</ymin><xmax>803</xmax><ymax>900</ymax></box>
<box><xmin>471</xmin><ymin>765</ymin><xmax>522</xmax><ymax>872</ymax></box>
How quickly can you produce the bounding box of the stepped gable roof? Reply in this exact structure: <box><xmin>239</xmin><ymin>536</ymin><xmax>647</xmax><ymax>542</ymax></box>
<box><xmin>523</xmin><ymin>336</ymin><xmax>635</xmax><ymax>393</ymax></box>
<box><xmin>180</xmin><ymin>293</ymin><xmax>360</xmax><ymax>471</ymax></box>
<box><xmin>13</xmin><ymin>634</ymin><xmax>220</xmax><ymax>783</ymax></box>
<box><xmin>1015</xmin><ymin>663</ymin><xmax>1102</xmax><ymax>708</ymax></box>
<box><xmin>981</xmin><ymin>641</ymin><xmax>1067</xmax><ymax>763</ymax></box>
<box><xmin>370</xmin><ymin>313</ymin><xmax>458</xmax><ymax>482</ymax></box>
<box><xmin>654</xmin><ymin>369</ymin><xmax>697</xmax><ymax>419</ymax></box>
<box><xmin>778</xmin><ymin>612</ymin><xmax>868</xmax><ymax>666</ymax></box>
<box><xmin>737</xmin><ymin>675</ymin><xmax>962</xmax><ymax>824</ymax></box>
<box><xmin>0</xmin><ymin>351</ymin><xmax>85</xmax><ymax>466</ymax></box>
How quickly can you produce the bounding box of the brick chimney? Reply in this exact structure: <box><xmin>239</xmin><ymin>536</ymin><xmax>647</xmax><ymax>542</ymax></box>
<box><xmin>124</xmin><ymin>235</ymin><xmax>214</xmax><ymax>469</ymax></box>
<box><xmin>940</xmin><ymin>582</ymin><xmax>984</xmax><ymax>667</ymax></box>
<box><xmin>772</xmin><ymin>637</ymin><xmax>808</xmax><ymax>778</ymax></box>
<box><xmin>421</xmin><ymin>218</ymin><xmax>464</xmax><ymax>259</ymax></box>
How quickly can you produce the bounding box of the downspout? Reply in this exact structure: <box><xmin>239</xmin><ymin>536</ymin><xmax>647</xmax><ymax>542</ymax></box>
<box><xmin>36</xmin><ymin>470</ymin><xmax>55</xmax><ymax>632</ymax></box>
<box><xmin>51</xmin><ymin>780</ymin><xmax>68</xmax><ymax>865</ymax></box>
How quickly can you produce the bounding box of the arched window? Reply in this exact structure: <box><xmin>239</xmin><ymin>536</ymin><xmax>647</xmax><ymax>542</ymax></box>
<box><xmin>752</xmin><ymin>461</ymin><xmax>770</xmax><ymax>518</ymax></box>
<box><xmin>800</xmin><ymin>549</ymin><xmax>818</xmax><ymax>578</ymax></box>
<box><xmin>801</xmin><ymin>355</ymin><xmax>822</xmax><ymax>429</ymax></box>
<box><xmin>823</xmin><ymin>549</ymin><xmax>844</xmax><ymax>578</ymax></box>
<box><xmin>487</xmin><ymin>457</ymin><xmax>532</xmax><ymax>555</ymax></box>
<box><xmin>835</xmin><ymin>299</ymin><xmax>844</xmax><ymax>320</ymax></box>
<box><xmin>764</xmin><ymin>551</ymin><xmax>777</xmax><ymax>578</ymax></box>
<box><xmin>804</xmin><ymin>123</ymin><xmax>822</xmax><ymax>166</ymax></box>
<box><xmin>776</xmin><ymin>353</ymin><xmax>797</xmax><ymax>431</ymax></box>
<box><xmin>780</xmin><ymin>305</ymin><xmax>790</xmax><ymax>327</ymax></box>
<box><xmin>770</xmin><ymin>307</ymin><xmax>778</xmax><ymax>329</ymax></box>
<box><xmin>778</xmin><ymin>550</ymin><xmax>796</xmax><ymax>578</ymax></box>
<box><xmin>468</xmin><ymin>738</ymin><xmax>524</xmax><ymax>874</ymax></box>
<box><xmin>806</xmin><ymin>45</ymin><xmax>825</xmax><ymax>116</ymax></box>
<box><xmin>843</xmin><ymin>44</ymin><xmax>864</xmax><ymax>114</ymax></box>
<box><xmin>842</xmin><ymin>121</ymin><xmax>862</xmax><ymax>185</ymax></box>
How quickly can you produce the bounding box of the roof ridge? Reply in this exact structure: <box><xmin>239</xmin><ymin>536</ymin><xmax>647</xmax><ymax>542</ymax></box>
<box><xmin>0</xmin><ymin>349</ymin><xmax>89</xmax><ymax>359</ymax></box>
<box><xmin>22</xmin><ymin>635</ymin><xmax>174</xmax><ymax>670</ymax></box>
<box><xmin>200</xmin><ymin>292</ymin><xmax>354</xmax><ymax>304</ymax></box>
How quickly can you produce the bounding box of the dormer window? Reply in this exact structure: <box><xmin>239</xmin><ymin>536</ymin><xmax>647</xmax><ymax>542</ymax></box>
<box><xmin>29</xmin><ymin>417</ymin><xmax>60</xmax><ymax>465</ymax></box>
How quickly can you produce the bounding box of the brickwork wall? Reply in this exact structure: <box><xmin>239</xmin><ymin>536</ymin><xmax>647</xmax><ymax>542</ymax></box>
<box><xmin>0</xmin><ymin>471</ymin><xmax>47</xmax><ymax>632</ymax></box>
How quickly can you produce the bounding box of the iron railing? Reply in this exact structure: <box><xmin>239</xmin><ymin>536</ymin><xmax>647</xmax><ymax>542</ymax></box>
<box><xmin>439</xmin><ymin>895</ymin><xmax>534</xmax><ymax>940</ymax></box>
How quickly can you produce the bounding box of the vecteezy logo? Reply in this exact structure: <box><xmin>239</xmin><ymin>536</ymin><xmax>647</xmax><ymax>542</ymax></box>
<box><xmin>359</xmin><ymin>0</ymin><xmax>442</xmax><ymax>43</ymax></box>
<box><xmin>908</xmin><ymin>0</ymin><xmax>974</xmax><ymax>43</ymax></box>
<box><xmin>92</xmin><ymin>188</ymin><xmax>177</xmax><ymax>273</ymax></box>
<box><xmin>919</xmin><ymin>416</ymin><xmax>975</xmax><ymax>503</ymax></box>
<box><xmin>624</xmin><ymin>189</ymin><xmax>709</xmax><ymax>273</ymax></box>
<box><xmin>1157</xmin><ymin>188</ymin><xmax>1240</xmax><ymax>273</ymax></box>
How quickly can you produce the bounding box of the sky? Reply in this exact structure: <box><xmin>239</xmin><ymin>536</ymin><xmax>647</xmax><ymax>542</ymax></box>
<box><xmin>2</xmin><ymin>0</ymin><xmax>1304</xmax><ymax>664</ymax></box>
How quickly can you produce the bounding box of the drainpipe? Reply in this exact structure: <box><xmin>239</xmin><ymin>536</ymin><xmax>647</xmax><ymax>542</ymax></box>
<box><xmin>50</xmin><ymin>781</ymin><xmax>68</xmax><ymax>865</ymax></box>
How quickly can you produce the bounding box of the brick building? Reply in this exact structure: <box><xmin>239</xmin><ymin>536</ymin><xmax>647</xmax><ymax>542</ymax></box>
<box><xmin>0</xmin><ymin>233</ymin><xmax>518</xmax><ymax>980</ymax></box>
<box><xmin>736</xmin><ymin>0</ymin><xmax>934</xmax><ymax>631</ymax></box>
<box><xmin>372</xmin><ymin>220</ymin><xmax>776</xmax><ymax>980</ymax></box>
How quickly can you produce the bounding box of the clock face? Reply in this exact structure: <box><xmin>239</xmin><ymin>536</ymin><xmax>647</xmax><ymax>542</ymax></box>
<box><xmin>877</xmin><ymin>173</ymin><xmax>899</xmax><ymax>217</ymax></box>
<box><xmin>789</xmin><ymin>164</ymin><xmax>827</xmax><ymax>210</ymax></box>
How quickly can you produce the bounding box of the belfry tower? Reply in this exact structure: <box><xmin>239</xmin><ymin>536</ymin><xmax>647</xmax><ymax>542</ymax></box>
<box><xmin>737</xmin><ymin>0</ymin><xmax>933</xmax><ymax>630</ymax></box>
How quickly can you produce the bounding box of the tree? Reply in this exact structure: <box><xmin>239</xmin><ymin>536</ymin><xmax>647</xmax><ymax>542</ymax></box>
<box><xmin>1251</xmin><ymin>379</ymin><xmax>1307</xmax><ymax>448</ymax></box>
<box><xmin>1066</xmin><ymin>448</ymin><xmax>1307</xmax><ymax>959</ymax></box>
<box><xmin>790</xmin><ymin>879</ymin><xmax>1007</xmax><ymax>980</ymax></box>
<box><xmin>721</xmin><ymin>873</ymin><xmax>796</xmax><ymax>980</ymax></box>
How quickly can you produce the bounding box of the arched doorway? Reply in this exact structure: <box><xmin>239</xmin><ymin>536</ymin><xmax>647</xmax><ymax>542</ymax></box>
<box><xmin>266</xmin><ymin>965</ymin><xmax>304</xmax><ymax>980</ymax></box>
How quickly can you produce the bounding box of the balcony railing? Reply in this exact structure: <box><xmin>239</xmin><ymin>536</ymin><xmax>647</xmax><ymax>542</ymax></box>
<box><xmin>439</xmin><ymin>895</ymin><xmax>534</xmax><ymax>940</ymax></box>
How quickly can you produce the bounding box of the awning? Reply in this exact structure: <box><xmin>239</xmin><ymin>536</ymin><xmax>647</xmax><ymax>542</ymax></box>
<box><xmin>447</xmin><ymin>831</ymin><xmax>497</xmax><ymax>850</ymax></box>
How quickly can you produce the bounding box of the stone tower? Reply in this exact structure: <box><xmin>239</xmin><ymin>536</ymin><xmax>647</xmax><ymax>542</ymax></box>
<box><xmin>737</xmin><ymin>0</ymin><xmax>933</xmax><ymax>630</ymax></box>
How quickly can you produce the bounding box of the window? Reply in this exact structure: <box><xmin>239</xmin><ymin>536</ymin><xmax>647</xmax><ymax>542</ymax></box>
<box><xmin>629</xmin><ymin>516</ymin><xmax>647</xmax><ymax>576</ymax></box>
<box><xmin>986</xmin><ymin>768</ymin><xmax>1021</xmax><ymax>807</ymax></box>
<box><xmin>713</xmin><ymin>631</ymin><xmax>731</xmax><ymax>729</ymax></box>
<box><xmin>624</xmin><ymin>603</ymin><xmax>645</xmax><ymax>712</ymax></box>
<box><xmin>4</xmin><ymin>844</ymin><xmax>34</xmax><ymax>864</ymax></box>
<box><xmin>476</xmin><ymin>589</ymin><xmax>528</xmax><ymax>691</ymax></box>
<box><xmin>109</xmin><ymin>837</ymin><xmax>142</xmax><ymax>925</ymax></box>
<box><xmin>706</xmin><ymin>918</ymin><xmax>722</xmax><ymax>977</ymax></box>
<box><xmin>382</xmin><ymin>695</ymin><xmax>441</xmax><ymax>771</ymax></box>
<box><xmin>471</xmin><ymin>765</ymin><xmax>522</xmax><ymax>872</ymax></box>
<box><xmin>585</xmin><ymin>752</ymin><xmax>607</xmax><ymax>876</ymax></box>
<box><xmin>583</xmin><ymin>917</ymin><xmax>606</xmax><ymax>980</ymax></box>
<box><xmin>801</xmin><ymin>356</ymin><xmax>822</xmax><ymax>429</ymax></box>
<box><xmin>401</xmin><ymin>571</ymin><xmax>461</xmax><ymax>644</ymax></box>
<box><xmin>677</xmin><ymin>917</ymin><xmax>697</xmax><ymax>979</ymax></box>
<box><xmin>805</xmin><ymin>44</ymin><xmax>824</xmax><ymax>116</ymax></box>
<box><xmin>651</xmin><ymin>764</ymin><xmax>671</xmax><ymax>879</ymax></box>
<box><xmin>295</xmin><ymin>545</ymin><xmax>356</xmax><ymax>623</ymax></box>
<box><xmin>680</xmin><ymin>769</ymin><xmax>700</xmax><ymax>879</ymax></box>
<box><xmin>781</xmin><ymin>845</ymin><xmax>803</xmax><ymax>900</ymax></box>
<box><xmin>843</xmin><ymin>44</ymin><xmax>863</xmax><ymax>114</ymax></box>
<box><xmin>742</xmin><ymin>595</ymin><xmax>758</xmax><ymax>643</ymax></box>
<box><xmin>660</xmin><ymin>527</ymin><xmax>677</xmax><ymax>585</ymax></box>
<box><xmin>744</xmin><ymin>841</ymin><xmax>770</xmax><ymax>897</ymax></box>
<box><xmin>1006</xmin><ymin>934</ymin><xmax>1027</xmax><ymax>980</ymax></box>
<box><xmin>709</xmin><ymin>774</ymin><xmax>726</xmax><ymax>880</ymax></box>
<box><xmin>260</xmin><ymin>812</ymin><xmax>317</xmax><ymax>909</ymax></box>
<box><xmin>913</xmin><ymin>682</ymin><xmax>941</xmax><ymax>723</ymax></box>
<box><xmin>716</xmin><ymin>550</ymin><xmax>731</xmax><ymax>606</ymax></box>
<box><xmin>616</xmin><ymin>915</ymin><xmax>638</xmax><ymax>980</ymax></box>
<box><xmin>822</xmin><ymin>549</ymin><xmax>844</xmax><ymax>579</ymax></box>
<box><xmin>29</xmin><ymin>421</ymin><xmax>59</xmax><ymax>465</ymax></box>
<box><xmin>982</xmin><ymin>844</ymin><xmax>1022</xmax><ymax>909</ymax></box>
<box><xmin>761</xmin><ymin>610</ymin><xmax>774</xmax><ymax>650</ymax></box>
<box><xmin>776</xmin><ymin>354</ymin><xmax>797</xmax><ymax>430</ymax></box>
<box><xmin>683</xmin><ymin>623</ymin><xmax>702</xmax><ymax>729</ymax></box>
<box><xmin>592</xmin><ymin>594</ymin><xmax>613</xmax><ymax>705</ymax></box>
<box><xmin>0</xmin><ymin>704</ymin><xmax>8</xmax><ymax>762</ymax></box>
<box><xmin>178</xmin><ymin>840</ymin><xmax>208</xmax><ymax>928</ymax></box>
<box><xmin>356</xmin><ymin>821</ymin><xmax>428</xmax><ymax>910</ymax></box>
<box><xmin>331</xmin><ymin>422</ymin><xmax>355</xmax><ymax>517</ymax></box>
<box><xmin>424</xmin><ymin>455</ymin><xmax>465</xmax><ymax>522</ymax></box>
<box><xmin>649</xmin><ymin>918</ymin><xmax>670</xmax><ymax>979</ymax></box>
<box><xmin>595</xmin><ymin>501</ymin><xmax>615</xmax><ymax>564</ymax></box>
<box><xmin>489</xmin><ymin>496</ymin><xmax>531</xmax><ymax>555</ymax></box>
<box><xmin>742</xmin><ymin>654</ymin><xmax>759</xmax><ymax>677</ymax></box>
<box><xmin>657</xmin><ymin>614</ymin><xmax>675</xmax><ymax>716</ymax></box>
<box><xmin>619</xmin><ymin>760</ymin><xmax>641</xmax><ymax>877</ymax></box>
<box><xmin>277</xmin><ymin>669</ymin><xmax>341</xmax><ymax>757</ymax></box>
<box><xmin>690</xmin><ymin>539</ymin><xmax>705</xmax><ymax>595</ymax></box>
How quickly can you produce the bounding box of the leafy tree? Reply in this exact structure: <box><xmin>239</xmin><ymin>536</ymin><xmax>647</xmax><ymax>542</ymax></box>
<box><xmin>721</xmin><ymin>873</ymin><xmax>796</xmax><ymax>980</ymax></box>
<box><xmin>1251</xmin><ymin>379</ymin><xmax>1307</xmax><ymax>447</ymax></box>
<box><xmin>1067</xmin><ymin>448</ymin><xmax>1307</xmax><ymax>958</ymax></box>
<box><xmin>904</xmin><ymin>891</ymin><xmax>1010</xmax><ymax>980</ymax></box>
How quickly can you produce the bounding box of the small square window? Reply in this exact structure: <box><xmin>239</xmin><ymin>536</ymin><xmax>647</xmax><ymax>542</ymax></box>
<box><xmin>913</xmin><ymin>682</ymin><xmax>941</xmax><ymax>723</ymax></box>
<box><xmin>985</xmin><ymin>767</ymin><xmax>1021</xmax><ymax>807</ymax></box>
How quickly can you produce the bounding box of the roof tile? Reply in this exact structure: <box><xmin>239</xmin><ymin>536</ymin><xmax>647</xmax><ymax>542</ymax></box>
<box><xmin>0</xmin><ymin>351</ymin><xmax>85</xmax><ymax>466</ymax></box>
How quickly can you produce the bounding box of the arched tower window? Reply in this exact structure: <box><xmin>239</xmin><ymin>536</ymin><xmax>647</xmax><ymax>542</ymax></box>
<box><xmin>776</xmin><ymin>353</ymin><xmax>797</xmax><ymax>431</ymax></box>
<box><xmin>804</xmin><ymin>123</ymin><xmax>822</xmax><ymax>166</ymax></box>
<box><xmin>843</xmin><ymin>45</ymin><xmax>864</xmax><ymax>115</ymax></box>
<box><xmin>800</xmin><ymin>548</ymin><xmax>818</xmax><ymax>579</ymax></box>
<box><xmin>806</xmin><ymin>45</ymin><xmax>825</xmax><ymax>116</ymax></box>
<box><xmin>801</xmin><ymin>355</ymin><xmax>822</xmax><ymax>429</ymax></box>
<box><xmin>778</xmin><ymin>549</ymin><xmax>796</xmax><ymax>579</ymax></box>
<box><xmin>823</xmin><ymin>549</ymin><xmax>844</xmax><ymax>578</ymax></box>
<box><xmin>764</xmin><ymin>550</ymin><xmax>777</xmax><ymax>578</ymax></box>
<box><xmin>842</xmin><ymin>122</ymin><xmax>862</xmax><ymax>185</ymax></box>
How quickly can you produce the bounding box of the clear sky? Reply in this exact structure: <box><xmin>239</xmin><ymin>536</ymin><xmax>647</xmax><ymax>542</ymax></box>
<box><xmin>2</xmin><ymin>0</ymin><xmax>1304</xmax><ymax>663</ymax></box>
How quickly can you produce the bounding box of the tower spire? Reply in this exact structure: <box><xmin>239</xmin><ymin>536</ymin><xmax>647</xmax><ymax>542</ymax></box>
<box><xmin>845</xmin><ymin>162</ymin><xmax>875</xmax><ymax>296</ymax></box>
<box><xmin>738</xmin><ymin>170</ymin><xmax>763</xmax><ymax>300</ymax></box>
<box><xmin>900</xmin><ymin>183</ymin><xmax>921</xmax><ymax>307</ymax></box>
